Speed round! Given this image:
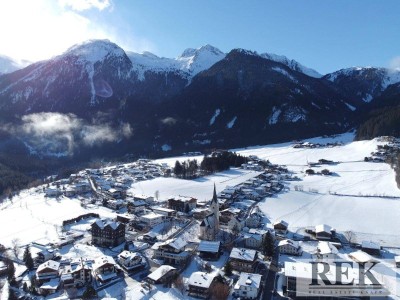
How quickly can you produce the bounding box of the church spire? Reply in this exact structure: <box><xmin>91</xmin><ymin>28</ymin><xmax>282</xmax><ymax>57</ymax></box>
<box><xmin>212</xmin><ymin>183</ymin><xmax>218</xmax><ymax>204</ymax></box>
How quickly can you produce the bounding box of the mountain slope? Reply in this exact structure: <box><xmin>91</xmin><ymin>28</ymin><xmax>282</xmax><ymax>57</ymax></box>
<box><xmin>323</xmin><ymin>67</ymin><xmax>400</xmax><ymax>106</ymax></box>
<box><xmin>151</xmin><ymin>49</ymin><xmax>353</xmax><ymax>151</ymax></box>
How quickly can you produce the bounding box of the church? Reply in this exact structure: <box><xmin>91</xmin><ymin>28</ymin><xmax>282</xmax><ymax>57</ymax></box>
<box><xmin>199</xmin><ymin>184</ymin><xmax>220</xmax><ymax>241</ymax></box>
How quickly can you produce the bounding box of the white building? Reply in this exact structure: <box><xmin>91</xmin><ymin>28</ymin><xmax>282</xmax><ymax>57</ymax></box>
<box><xmin>233</xmin><ymin>272</ymin><xmax>262</xmax><ymax>299</ymax></box>
<box><xmin>117</xmin><ymin>250</ymin><xmax>146</xmax><ymax>271</ymax></box>
<box><xmin>278</xmin><ymin>239</ymin><xmax>302</xmax><ymax>256</ymax></box>
<box><xmin>139</xmin><ymin>212</ymin><xmax>165</xmax><ymax>227</ymax></box>
<box><xmin>312</xmin><ymin>241</ymin><xmax>338</xmax><ymax>262</ymax></box>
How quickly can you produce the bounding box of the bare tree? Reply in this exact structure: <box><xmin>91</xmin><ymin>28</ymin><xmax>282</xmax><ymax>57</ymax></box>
<box><xmin>11</xmin><ymin>238</ymin><xmax>21</xmax><ymax>259</ymax></box>
<box><xmin>210</xmin><ymin>282</ymin><xmax>230</xmax><ymax>300</ymax></box>
<box><xmin>154</xmin><ymin>190</ymin><xmax>160</xmax><ymax>201</ymax></box>
<box><xmin>173</xmin><ymin>275</ymin><xmax>185</xmax><ymax>295</ymax></box>
<box><xmin>344</xmin><ymin>231</ymin><xmax>355</xmax><ymax>244</ymax></box>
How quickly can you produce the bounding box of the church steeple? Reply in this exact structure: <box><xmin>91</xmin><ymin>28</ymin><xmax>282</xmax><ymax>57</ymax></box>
<box><xmin>210</xmin><ymin>183</ymin><xmax>219</xmax><ymax>231</ymax></box>
<box><xmin>212</xmin><ymin>183</ymin><xmax>218</xmax><ymax>204</ymax></box>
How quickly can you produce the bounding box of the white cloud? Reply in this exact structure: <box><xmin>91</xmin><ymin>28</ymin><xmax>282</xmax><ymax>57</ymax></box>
<box><xmin>58</xmin><ymin>0</ymin><xmax>113</xmax><ymax>12</ymax></box>
<box><xmin>389</xmin><ymin>56</ymin><xmax>400</xmax><ymax>71</ymax></box>
<box><xmin>3</xmin><ymin>112</ymin><xmax>132</xmax><ymax>156</ymax></box>
<box><xmin>0</xmin><ymin>0</ymin><xmax>152</xmax><ymax>62</ymax></box>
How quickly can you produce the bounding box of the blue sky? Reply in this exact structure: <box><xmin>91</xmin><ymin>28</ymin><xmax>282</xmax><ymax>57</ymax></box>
<box><xmin>1</xmin><ymin>0</ymin><xmax>399</xmax><ymax>74</ymax></box>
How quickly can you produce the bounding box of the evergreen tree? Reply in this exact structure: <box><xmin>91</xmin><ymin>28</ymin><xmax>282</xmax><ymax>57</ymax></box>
<box><xmin>124</xmin><ymin>242</ymin><xmax>130</xmax><ymax>251</ymax></box>
<box><xmin>5</xmin><ymin>258</ymin><xmax>16</xmax><ymax>285</ymax></box>
<box><xmin>23</xmin><ymin>245</ymin><xmax>34</xmax><ymax>270</ymax></box>
<box><xmin>174</xmin><ymin>161</ymin><xmax>183</xmax><ymax>177</ymax></box>
<box><xmin>263</xmin><ymin>231</ymin><xmax>275</xmax><ymax>257</ymax></box>
<box><xmin>82</xmin><ymin>284</ymin><xmax>97</xmax><ymax>299</ymax></box>
<box><xmin>224</xmin><ymin>261</ymin><xmax>232</xmax><ymax>276</ymax></box>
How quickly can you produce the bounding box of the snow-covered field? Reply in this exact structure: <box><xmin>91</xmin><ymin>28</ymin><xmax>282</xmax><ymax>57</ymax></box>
<box><xmin>0</xmin><ymin>192</ymin><xmax>115</xmax><ymax>247</ymax></box>
<box><xmin>236</xmin><ymin>133</ymin><xmax>400</xmax><ymax>246</ymax></box>
<box><xmin>1</xmin><ymin>132</ymin><xmax>400</xmax><ymax>250</ymax></box>
<box><xmin>129</xmin><ymin>169</ymin><xmax>261</xmax><ymax>203</ymax></box>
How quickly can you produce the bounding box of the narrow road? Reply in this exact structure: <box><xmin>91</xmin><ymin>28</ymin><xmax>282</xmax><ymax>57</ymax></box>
<box><xmin>262</xmin><ymin>251</ymin><xmax>279</xmax><ymax>300</ymax></box>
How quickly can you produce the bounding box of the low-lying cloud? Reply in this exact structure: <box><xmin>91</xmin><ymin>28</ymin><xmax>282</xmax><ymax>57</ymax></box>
<box><xmin>2</xmin><ymin>112</ymin><xmax>132</xmax><ymax>156</ymax></box>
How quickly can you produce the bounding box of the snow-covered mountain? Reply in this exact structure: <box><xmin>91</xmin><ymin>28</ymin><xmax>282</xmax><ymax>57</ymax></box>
<box><xmin>261</xmin><ymin>52</ymin><xmax>322</xmax><ymax>78</ymax></box>
<box><xmin>324</xmin><ymin>67</ymin><xmax>400</xmax><ymax>104</ymax></box>
<box><xmin>0</xmin><ymin>55</ymin><xmax>30</xmax><ymax>75</ymax></box>
<box><xmin>127</xmin><ymin>44</ymin><xmax>226</xmax><ymax>80</ymax></box>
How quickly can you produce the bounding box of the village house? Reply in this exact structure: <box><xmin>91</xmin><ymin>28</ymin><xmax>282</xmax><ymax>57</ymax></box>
<box><xmin>38</xmin><ymin>278</ymin><xmax>60</xmax><ymax>295</ymax></box>
<box><xmin>168</xmin><ymin>196</ymin><xmax>197</xmax><ymax>213</ymax></box>
<box><xmin>152</xmin><ymin>206</ymin><xmax>175</xmax><ymax>217</ymax></box>
<box><xmin>92</xmin><ymin>256</ymin><xmax>118</xmax><ymax>283</ymax></box>
<box><xmin>36</xmin><ymin>260</ymin><xmax>60</xmax><ymax>284</ymax></box>
<box><xmin>127</xmin><ymin>199</ymin><xmax>147</xmax><ymax>214</ymax></box>
<box><xmin>219</xmin><ymin>212</ymin><xmax>243</xmax><ymax>232</ymax></box>
<box><xmin>312</xmin><ymin>241</ymin><xmax>338</xmax><ymax>262</ymax></box>
<box><xmin>192</xmin><ymin>207</ymin><xmax>210</xmax><ymax>220</ymax></box>
<box><xmin>91</xmin><ymin>219</ymin><xmax>126</xmax><ymax>247</ymax></box>
<box><xmin>146</xmin><ymin>265</ymin><xmax>177</xmax><ymax>285</ymax></box>
<box><xmin>245</xmin><ymin>212</ymin><xmax>263</xmax><ymax>229</ymax></box>
<box><xmin>45</xmin><ymin>188</ymin><xmax>62</xmax><ymax>198</ymax></box>
<box><xmin>273</xmin><ymin>220</ymin><xmax>289</xmax><ymax>235</ymax></box>
<box><xmin>152</xmin><ymin>237</ymin><xmax>190</xmax><ymax>266</ymax></box>
<box><xmin>278</xmin><ymin>239</ymin><xmax>303</xmax><ymax>256</ymax></box>
<box><xmin>198</xmin><ymin>241</ymin><xmax>222</xmax><ymax>261</ymax></box>
<box><xmin>361</xmin><ymin>241</ymin><xmax>381</xmax><ymax>256</ymax></box>
<box><xmin>188</xmin><ymin>272</ymin><xmax>219</xmax><ymax>298</ymax></box>
<box><xmin>233</xmin><ymin>272</ymin><xmax>262</xmax><ymax>300</ymax></box>
<box><xmin>117</xmin><ymin>250</ymin><xmax>146</xmax><ymax>271</ymax></box>
<box><xmin>60</xmin><ymin>258</ymin><xmax>92</xmax><ymax>288</ymax></box>
<box><xmin>315</xmin><ymin>224</ymin><xmax>335</xmax><ymax>240</ymax></box>
<box><xmin>133</xmin><ymin>194</ymin><xmax>154</xmax><ymax>204</ymax></box>
<box><xmin>244</xmin><ymin>229</ymin><xmax>270</xmax><ymax>250</ymax></box>
<box><xmin>229</xmin><ymin>247</ymin><xmax>258</xmax><ymax>273</ymax></box>
<box><xmin>139</xmin><ymin>212</ymin><xmax>165</xmax><ymax>227</ymax></box>
<box><xmin>142</xmin><ymin>232</ymin><xmax>158</xmax><ymax>244</ymax></box>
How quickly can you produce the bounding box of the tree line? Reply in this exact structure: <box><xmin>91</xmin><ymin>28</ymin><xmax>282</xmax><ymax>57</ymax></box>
<box><xmin>174</xmin><ymin>151</ymin><xmax>249</xmax><ymax>179</ymax></box>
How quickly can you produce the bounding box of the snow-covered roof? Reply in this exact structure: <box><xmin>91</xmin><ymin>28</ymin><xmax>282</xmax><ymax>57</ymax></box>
<box><xmin>317</xmin><ymin>241</ymin><xmax>338</xmax><ymax>255</ymax></box>
<box><xmin>147</xmin><ymin>265</ymin><xmax>176</xmax><ymax>282</ymax></box>
<box><xmin>140</xmin><ymin>212</ymin><xmax>164</xmax><ymax>220</ymax></box>
<box><xmin>92</xmin><ymin>219</ymin><xmax>121</xmax><ymax>230</ymax></box>
<box><xmin>315</xmin><ymin>224</ymin><xmax>333</xmax><ymax>234</ymax></box>
<box><xmin>93</xmin><ymin>256</ymin><xmax>115</xmax><ymax>270</ymax></box>
<box><xmin>234</xmin><ymin>272</ymin><xmax>262</xmax><ymax>289</ymax></box>
<box><xmin>348</xmin><ymin>251</ymin><xmax>378</xmax><ymax>264</ymax></box>
<box><xmin>273</xmin><ymin>220</ymin><xmax>288</xmax><ymax>227</ymax></box>
<box><xmin>188</xmin><ymin>272</ymin><xmax>216</xmax><ymax>288</ymax></box>
<box><xmin>278</xmin><ymin>239</ymin><xmax>299</xmax><ymax>248</ymax></box>
<box><xmin>40</xmin><ymin>278</ymin><xmax>60</xmax><ymax>290</ymax></box>
<box><xmin>37</xmin><ymin>260</ymin><xmax>60</xmax><ymax>273</ymax></box>
<box><xmin>198</xmin><ymin>241</ymin><xmax>221</xmax><ymax>253</ymax></box>
<box><xmin>230</xmin><ymin>247</ymin><xmax>257</xmax><ymax>262</ymax></box>
<box><xmin>168</xmin><ymin>196</ymin><xmax>196</xmax><ymax>202</ymax></box>
<box><xmin>152</xmin><ymin>237</ymin><xmax>187</xmax><ymax>251</ymax></box>
<box><xmin>118</xmin><ymin>250</ymin><xmax>141</xmax><ymax>261</ymax></box>
<box><xmin>361</xmin><ymin>240</ymin><xmax>381</xmax><ymax>250</ymax></box>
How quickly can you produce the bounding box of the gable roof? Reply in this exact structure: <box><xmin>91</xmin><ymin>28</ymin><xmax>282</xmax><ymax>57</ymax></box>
<box><xmin>147</xmin><ymin>265</ymin><xmax>176</xmax><ymax>282</ymax></box>
<box><xmin>235</xmin><ymin>272</ymin><xmax>262</xmax><ymax>289</ymax></box>
<box><xmin>230</xmin><ymin>247</ymin><xmax>257</xmax><ymax>262</ymax></box>
<box><xmin>37</xmin><ymin>260</ymin><xmax>60</xmax><ymax>273</ymax></box>
<box><xmin>189</xmin><ymin>272</ymin><xmax>216</xmax><ymax>288</ymax></box>
<box><xmin>198</xmin><ymin>241</ymin><xmax>221</xmax><ymax>253</ymax></box>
